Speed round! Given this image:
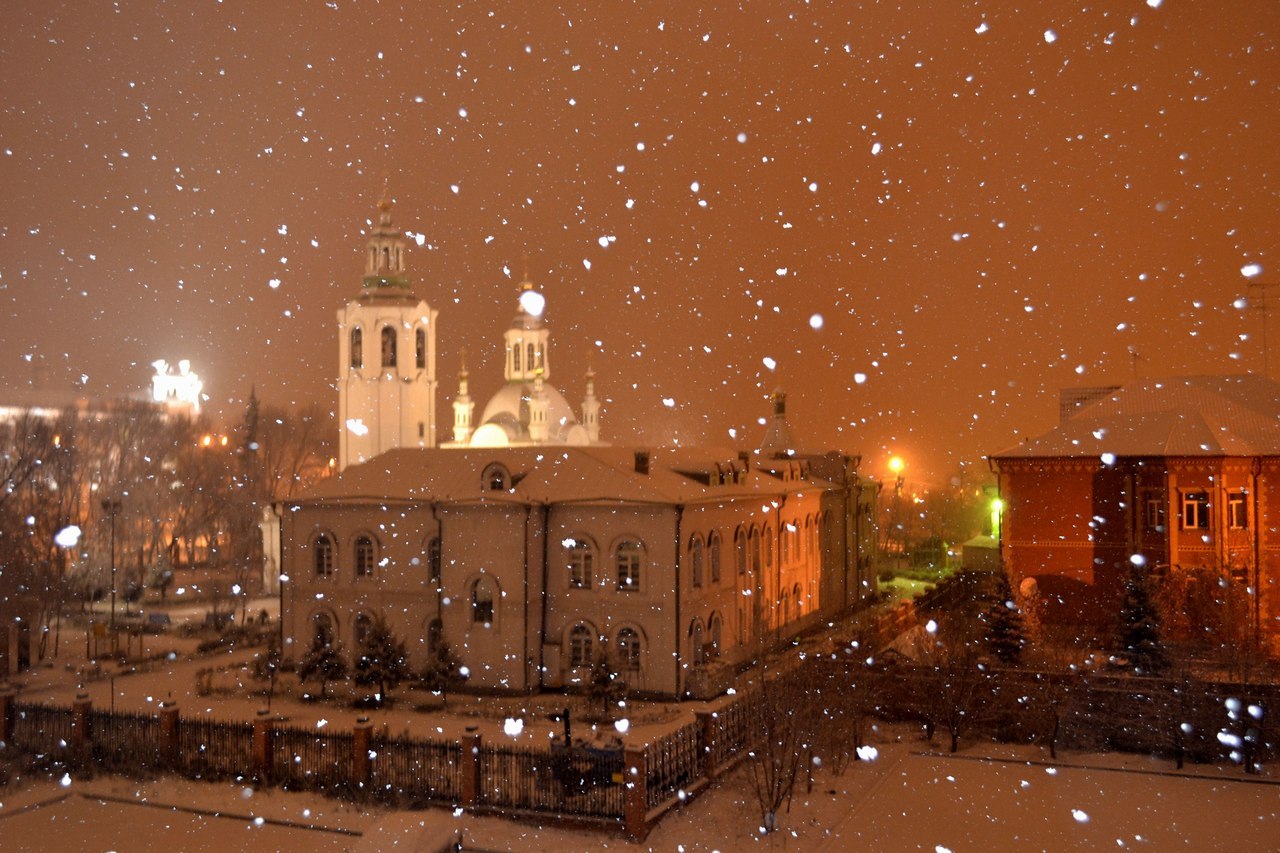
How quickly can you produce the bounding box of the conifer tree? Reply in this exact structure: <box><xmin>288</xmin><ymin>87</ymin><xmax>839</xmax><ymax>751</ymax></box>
<box><xmin>297</xmin><ymin>634</ymin><xmax>348</xmax><ymax>699</ymax></box>
<box><xmin>1117</xmin><ymin>563</ymin><xmax>1167</xmax><ymax>676</ymax></box>
<box><xmin>983</xmin><ymin>571</ymin><xmax>1026</xmax><ymax>666</ymax></box>
<box><xmin>354</xmin><ymin>615</ymin><xmax>411</xmax><ymax>707</ymax></box>
<box><xmin>419</xmin><ymin>639</ymin><xmax>468</xmax><ymax>706</ymax></box>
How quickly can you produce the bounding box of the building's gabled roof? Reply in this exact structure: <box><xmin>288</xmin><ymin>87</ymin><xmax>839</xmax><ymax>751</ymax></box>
<box><xmin>289</xmin><ymin>445</ymin><xmax>839</xmax><ymax>508</ymax></box>
<box><xmin>992</xmin><ymin>374</ymin><xmax>1280</xmax><ymax>459</ymax></box>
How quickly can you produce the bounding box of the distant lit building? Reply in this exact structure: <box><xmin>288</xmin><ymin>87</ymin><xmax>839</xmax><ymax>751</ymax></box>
<box><xmin>991</xmin><ymin>375</ymin><xmax>1280</xmax><ymax>654</ymax></box>
<box><xmin>150</xmin><ymin>358</ymin><xmax>203</xmax><ymax>417</ymax></box>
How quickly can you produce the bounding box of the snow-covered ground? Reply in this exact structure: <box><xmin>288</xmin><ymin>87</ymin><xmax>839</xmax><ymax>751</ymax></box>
<box><xmin>3</xmin><ymin>734</ymin><xmax>1276</xmax><ymax>851</ymax></box>
<box><xmin>4</xmin><ymin>624</ymin><xmax>1277</xmax><ymax>850</ymax></box>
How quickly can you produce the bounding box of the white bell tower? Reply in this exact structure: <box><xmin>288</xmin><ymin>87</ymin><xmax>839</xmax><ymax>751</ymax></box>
<box><xmin>337</xmin><ymin>194</ymin><xmax>438</xmax><ymax>470</ymax></box>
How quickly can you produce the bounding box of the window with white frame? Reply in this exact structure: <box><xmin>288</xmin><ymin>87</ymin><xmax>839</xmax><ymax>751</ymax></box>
<box><xmin>616</xmin><ymin>627</ymin><xmax>641</xmax><ymax>672</ymax></box>
<box><xmin>566</xmin><ymin>538</ymin><xmax>594</xmax><ymax>589</ymax></box>
<box><xmin>1181</xmin><ymin>492</ymin><xmax>1210</xmax><ymax>530</ymax></box>
<box><xmin>1143</xmin><ymin>492</ymin><xmax>1166</xmax><ymax>532</ymax></box>
<box><xmin>314</xmin><ymin>533</ymin><xmax>335</xmax><ymax>577</ymax></box>
<box><xmin>1228</xmin><ymin>491</ymin><xmax>1248</xmax><ymax>529</ymax></box>
<box><xmin>569</xmin><ymin>623</ymin><xmax>594</xmax><ymax>667</ymax></box>
<box><xmin>616</xmin><ymin>540</ymin><xmax>642</xmax><ymax>592</ymax></box>
<box><xmin>355</xmin><ymin>535</ymin><xmax>375</xmax><ymax>577</ymax></box>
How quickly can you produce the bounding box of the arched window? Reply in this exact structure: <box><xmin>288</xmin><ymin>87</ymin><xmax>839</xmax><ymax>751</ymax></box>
<box><xmin>616</xmin><ymin>539</ymin><xmax>642</xmax><ymax>592</ymax></box>
<box><xmin>415</xmin><ymin>328</ymin><xmax>426</xmax><ymax>369</ymax></box>
<box><xmin>354</xmin><ymin>612</ymin><xmax>374</xmax><ymax>650</ymax></box>
<box><xmin>482</xmin><ymin>463</ymin><xmax>510</xmax><ymax>491</ymax></box>
<box><xmin>313</xmin><ymin>612</ymin><xmax>335</xmax><ymax>648</ymax></box>
<box><xmin>427</xmin><ymin>537</ymin><xmax>442</xmax><ymax>586</ymax></box>
<box><xmin>616</xmin><ymin>628</ymin><xmax>641</xmax><ymax>672</ymax></box>
<box><xmin>381</xmin><ymin>325</ymin><xmax>397</xmax><ymax>368</ymax></box>
<box><xmin>526</xmin><ymin>343</ymin><xmax>535</xmax><ymax>371</ymax></box>
<box><xmin>512</xmin><ymin>342</ymin><xmax>521</xmax><ymax>373</ymax></box>
<box><xmin>689</xmin><ymin>535</ymin><xmax>704</xmax><ymax>589</ymax></box>
<box><xmin>566</xmin><ymin>538</ymin><xmax>594</xmax><ymax>589</ymax></box>
<box><xmin>690</xmin><ymin>619</ymin><xmax>706</xmax><ymax>666</ymax></box>
<box><xmin>734</xmin><ymin>528</ymin><xmax>747</xmax><ymax>577</ymax></box>
<box><xmin>355</xmin><ymin>535</ymin><xmax>375</xmax><ymax>577</ymax></box>
<box><xmin>749</xmin><ymin>527</ymin><xmax>762</xmax><ymax>575</ymax></box>
<box><xmin>314</xmin><ymin>533</ymin><xmax>335</xmax><ymax>577</ymax></box>
<box><xmin>569</xmin><ymin>623</ymin><xmax>594</xmax><ymax>667</ymax></box>
<box><xmin>709</xmin><ymin>612</ymin><xmax>723</xmax><ymax>657</ymax></box>
<box><xmin>708</xmin><ymin>532</ymin><xmax>722</xmax><ymax>584</ymax></box>
<box><xmin>349</xmin><ymin>327</ymin><xmax>363</xmax><ymax>369</ymax></box>
<box><xmin>763</xmin><ymin>526</ymin><xmax>774</xmax><ymax>569</ymax></box>
<box><xmin>793</xmin><ymin>583</ymin><xmax>804</xmax><ymax>618</ymax></box>
<box><xmin>471</xmin><ymin>577</ymin><xmax>495</xmax><ymax>625</ymax></box>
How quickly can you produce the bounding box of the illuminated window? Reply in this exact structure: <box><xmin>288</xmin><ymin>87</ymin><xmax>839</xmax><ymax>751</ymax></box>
<box><xmin>355</xmin><ymin>535</ymin><xmax>375</xmax><ymax>577</ymax></box>
<box><xmin>1181</xmin><ymin>492</ymin><xmax>1210</xmax><ymax>530</ymax></box>
<box><xmin>314</xmin><ymin>534</ymin><xmax>335</xmax><ymax>577</ymax></box>
<box><xmin>381</xmin><ymin>326</ymin><xmax>396</xmax><ymax>368</ymax></box>
<box><xmin>1228</xmin><ymin>492</ymin><xmax>1248</xmax><ymax>529</ymax></box>
<box><xmin>566</xmin><ymin>538</ymin><xmax>594</xmax><ymax>589</ymax></box>
<box><xmin>415</xmin><ymin>328</ymin><xmax>426</xmax><ymax>369</ymax></box>
<box><xmin>616</xmin><ymin>540</ymin><xmax>642</xmax><ymax>592</ymax></box>
<box><xmin>616</xmin><ymin>628</ymin><xmax>641</xmax><ymax>672</ymax></box>
<box><xmin>350</xmin><ymin>327</ymin><xmax>363</xmax><ymax>369</ymax></box>
<box><xmin>569</xmin><ymin>623</ymin><xmax>594</xmax><ymax>667</ymax></box>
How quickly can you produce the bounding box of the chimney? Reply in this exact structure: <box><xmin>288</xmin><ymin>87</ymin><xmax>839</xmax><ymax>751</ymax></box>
<box><xmin>634</xmin><ymin>449</ymin><xmax>650</xmax><ymax>475</ymax></box>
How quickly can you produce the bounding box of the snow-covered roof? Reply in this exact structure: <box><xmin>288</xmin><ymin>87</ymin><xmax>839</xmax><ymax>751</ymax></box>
<box><xmin>290</xmin><ymin>445</ymin><xmax>838</xmax><ymax>508</ymax></box>
<box><xmin>992</xmin><ymin>374</ymin><xmax>1280</xmax><ymax>460</ymax></box>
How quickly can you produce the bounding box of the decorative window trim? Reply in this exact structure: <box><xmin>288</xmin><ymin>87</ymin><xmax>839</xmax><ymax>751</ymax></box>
<box><xmin>482</xmin><ymin>462</ymin><xmax>512</xmax><ymax>492</ymax></box>
<box><xmin>615</xmin><ymin>626</ymin><xmax>643</xmax><ymax>672</ymax></box>
<box><xmin>1228</xmin><ymin>491</ymin><xmax>1248</xmax><ymax>529</ymax></box>
<box><xmin>567</xmin><ymin>622</ymin><xmax>596</xmax><ymax>669</ymax></box>
<box><xmin>614</xmin><ymin>538</ymin><xmax>644</xmax><ymax>593</ymax></box>
<box><xmin>313</xmin><ymin>532</ymin><xmax>337</xmax><ymax>578</ymax></box>
<box><xmin>381</xmin><ymin>325</ymin><xmax>397</xmax><ymax>369</ymax></box>
<box><xmin>1180</xmin><ymin>491</ymin><xmax>1210</xmax><ymax>531</ymax></box>
<box><xmin>354</xmin><ymin>533</ymin><xmax>377</xmax><ymax>578</ymax></box>
<box><xmin>565</xmin><ymin>537</ymin><xmax>596</xmax><ymax>589</ymax></box>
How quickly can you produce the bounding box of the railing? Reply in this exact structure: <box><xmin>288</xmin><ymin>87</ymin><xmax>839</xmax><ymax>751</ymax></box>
<box><xmin>369</xmin><ymin>733</ymin><xmax>461</xmax><ymax>803</ymax></box>
<box><xmin>178</xmin><ymin>717</ymin><xmax>255</xmax><ymax>780</ymax></box>
<box><xmin>274</xmin><ymin>725</ymin><xmax>354</xmax><ymax>791</ymax></box>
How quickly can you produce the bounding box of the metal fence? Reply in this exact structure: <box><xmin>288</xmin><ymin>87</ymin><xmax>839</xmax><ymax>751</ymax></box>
<box><xmin>89</xmin><ymin>708</ymin><xmax>163</xmax><ymax>773</ymax></box>
<box><xmin>644</xmin><ymin>721</ymin><xmax>703</xmax><ymax>811</ymax></box>
<box><xmin>177</xmin><ymin>717</ymin><xmax>255</xmax><ymax>780</ymax></box>
<box><xmin>478</xmin><ymin>743</ymin><xmax>625</xmax><ymax>819</ymax></box>
<box><xmin>274</xmin><ymin>725</ymin><xmax>354</xmax><ymax>791</ymax></box>
<box><xmin>369</xmin><ymin>734</ymin><xmax>461</xmax><ymax>803</ymax></box>
<box><xmin>11</xmin><ymin>703</ymin><xmax>75</xmax><ymax>761</ymax></box>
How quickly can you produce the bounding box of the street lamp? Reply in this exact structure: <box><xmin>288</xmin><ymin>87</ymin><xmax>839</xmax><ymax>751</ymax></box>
<box><xmin>887</xmin><ymin>456</ymin><xmax>906</xmax><ymax>569</ymax></box>
<box><xmin>101</xmin><ymin>498</ymin><xmax>122</xmax><ymax>632</ymax></box>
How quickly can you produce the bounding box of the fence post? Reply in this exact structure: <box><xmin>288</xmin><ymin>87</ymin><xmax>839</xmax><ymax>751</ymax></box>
<box><xmin>253</xmin><ymin>709</ymin><xmax>275</xmax><ymax>784</ymax></box>
<box><xmin>353</xmin><ymin>716</ymin><xmax>372</xmax><ymax>790</ymax></box>
<box><xmin>159</xmin><ymin>701</ymin><xmax>180</xmax><ymax>768</ymax></box>
<box><xmin>460</xmin><ymin>727</ymin><xmax>482</xmax><ymax>808</ymax></box>
<box><xmin>72</xmin><ymin>692</ymin><xmax>93</xmax><ymax>753</ymax></box>
<box><xmin>623</xmin><ymin>744</ymin><xmax>649</xmax><ymax>842</ymax></box>
<box><xmin>0</xmin><ymin>690</ymin><xmax>13</xmax><ymax>744</ymax></box>
<box><xmin>696</xmin><ymin>711</ymin><xmax>716</xmax><ymax>780</ymax></box>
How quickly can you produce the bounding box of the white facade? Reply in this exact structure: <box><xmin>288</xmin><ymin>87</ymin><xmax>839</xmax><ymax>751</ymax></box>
<box><xmin>337</xmin><ymin>198</ymin><xmax>438</xmax><ymax>470</ymax></box>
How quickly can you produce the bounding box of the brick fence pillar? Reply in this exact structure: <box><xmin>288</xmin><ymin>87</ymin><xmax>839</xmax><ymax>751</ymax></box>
<box><xmin>252</xmin><ymin>709</ymin><xmax>275</xmax><ymax>784</ymax></box>
<box><xmin>0</xmin><ymin>691</ymin><xmax>13</xmax><ymax>744</ymax></box>
<box><xmin>623</xmin><ymin>744</ymin><xmax>649</xmax><ymax>842</ymax></box>
<box><xmin>460</xmin><ymin>728</ymin><xmax>482</xmax><ymax>808</ymax></box>
<box><xmin>696</xmin><ymin>711</ymin><xmax>716</xmax><ymax>779</ymax></box>
<box><xmin>158</xmin><ymin>701</ymin><xmax>180</xmax><ymax>768</ymax></box>
<box><xmin>72</xmin><ymin>692</ymin><xmax>93</xmax><ymax>752</ymax></box>
<box><xmin>352</xmin><ymin>717</ymin><xmax>372</xmax><ymax>790</ymax></box>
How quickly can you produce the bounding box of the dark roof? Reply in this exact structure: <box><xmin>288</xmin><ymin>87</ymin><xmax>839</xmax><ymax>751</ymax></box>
<box><xmin>992</xmin><ymin>375</ymin><xmax>1280</xmax><ymax>459</ymax></box>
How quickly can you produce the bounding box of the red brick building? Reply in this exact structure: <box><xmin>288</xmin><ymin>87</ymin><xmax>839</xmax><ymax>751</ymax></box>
<box><xmin>990</xmin><ymin>376</ymin><xmax>1280</xmax><ymax>654</ymax></box>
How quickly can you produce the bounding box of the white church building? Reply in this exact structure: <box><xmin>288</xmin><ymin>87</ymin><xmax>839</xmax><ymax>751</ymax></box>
<box><xmin>276</xmin><ymin>197</ymin><xmax>873</xmax><ymax>699</ymax></box>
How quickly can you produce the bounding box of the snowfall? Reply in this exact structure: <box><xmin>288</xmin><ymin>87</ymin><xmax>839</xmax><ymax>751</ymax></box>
<box><xmin>2</xmin><ymin>614</ymin><xmax>1277</xmax><ymax>851</ymax></box>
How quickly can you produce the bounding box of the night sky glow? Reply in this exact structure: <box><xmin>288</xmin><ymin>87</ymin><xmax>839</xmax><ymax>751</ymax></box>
<box><xmin>1</xmin><ymin>2</ymin><xmax>1276</xmax><ymax>481</ymax></box>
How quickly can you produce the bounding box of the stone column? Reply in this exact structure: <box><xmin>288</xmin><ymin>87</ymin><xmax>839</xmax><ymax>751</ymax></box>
<box><xmin>252</xmin><ymin>708</ymin><xmax>275</xmax><ymax>784</ymax></box>
<box><xmin>159</xmin><ymin>701</ymin><xmax>180</xmax><ymax>768</ymax></box>
<box><xmin>72</xmin><ymin>692</ymin><xmax>92</xmax><ymax>752</ymax></box>
<box><xmin>623</xmin><ymin>744</ymin><xmax>649</xmax><ymax>842</ymax></box>
<box><xmin>352</xmin><ymin>716</ymin><xmax>372</xmax><ymax>789</ymax></box>
<box><xmin>460</xmin><ymin>727</ymin><xmax>482</xmax><ymax>808</ymax></box>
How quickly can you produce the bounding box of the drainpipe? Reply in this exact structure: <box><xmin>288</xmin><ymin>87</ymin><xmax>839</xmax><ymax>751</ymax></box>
<box><xmin>1251</xmin><ymin>457</ymin><xmax>1262</xmax><ymax>650</ymax></box>
<box><xmin>674</xmin><ymin>505</ymin><xmax>683</xmax><ymax>698</ymax></box>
